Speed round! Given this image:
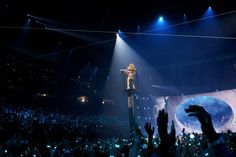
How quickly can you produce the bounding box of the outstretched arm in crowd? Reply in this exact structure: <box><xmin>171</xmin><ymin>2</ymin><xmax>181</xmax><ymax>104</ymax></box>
<box><xmin>144</xmin><ymin>122</ymin><xmax>154</xmax><ymax>156</ymax></box>
<box><xmin>156</xmin><ymin>109</ymin><xmax>176</xmax><ymax>157</ymax></box>
<box><xmin>185</xmin><ymin>105</ymin><xmax>235</xmax><ymax>157</ymax></box>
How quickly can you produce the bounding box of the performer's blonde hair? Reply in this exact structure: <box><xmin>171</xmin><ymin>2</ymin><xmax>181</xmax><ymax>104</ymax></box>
<box><xmin>128</xmin><ymin>63</ymin><xmax>136</xmax><ymax>71</ymax></box>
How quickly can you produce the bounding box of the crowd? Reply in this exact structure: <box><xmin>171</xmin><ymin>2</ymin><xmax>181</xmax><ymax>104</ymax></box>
<box><xmin>0</xmin><ymin>104</ymin><xmax>236</xmax><ymax>157</ymax></box>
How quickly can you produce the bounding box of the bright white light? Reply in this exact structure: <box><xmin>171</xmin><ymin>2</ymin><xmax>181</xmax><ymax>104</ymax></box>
<box><xmin>81</xmin><ymin>98</ymin><xmax>85</xmax><ymax>102</ymax></box>
<box><xmin>190</xmin><ymin>133</ymin><xmax>195</xmax><ymax>139</ymax></box>
<box><xmin>115</xmin><ymin>144</ymin><xmax>120</xmax><ymax>148</ymax></box>
<box><xmin>158</xmin><ymin>16</ymin><xmax>163</xmax><ymax>22</ymax></box>
<box><xmin>77</xmin><ymin>96</ymin><xmax>87</xmax><ymax>104</ymax></box>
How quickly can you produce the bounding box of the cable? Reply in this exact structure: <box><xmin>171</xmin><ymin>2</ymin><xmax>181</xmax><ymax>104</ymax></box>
<box><xmin>1</xmin><ymin>9</ymin><xmax>236</xmax><ymax>61</ymax></box>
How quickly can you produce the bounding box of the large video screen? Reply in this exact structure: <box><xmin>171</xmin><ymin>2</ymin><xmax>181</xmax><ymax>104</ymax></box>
<box><xmin>155</xmin><ymin>89</ymin><xmax>236</xmax><ymax>134</ymax></box>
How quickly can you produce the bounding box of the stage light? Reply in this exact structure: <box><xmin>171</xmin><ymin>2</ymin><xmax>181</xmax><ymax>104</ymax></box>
<box><xmin>117</xmin><ymin>30</ymin><xmax>126</xmax><ymax>38</ymax></box>
<box><xmin>81</xmin><ymin>98</ymin><xmax>85</xmax><ymax>102</ymax></box>
<box><xmin>154</xmin><ymin>15</ymin><xmax>167</xmax><ymax>27</ymax></box>
<box><xmin>115</xmin><ymin>144</ymin><xmax>120</xmax><ymax>148</ymax></box>
<box><xmin>158</xmin><ymin>16</ymin><xmax>163</xmax><ymax>22</ymax></box>
<box><xmin>203</xmin><ymin>6</ymin><xmax>214</xmax><ymax>17</ymax></box>
<box><xmin>77</xmin><ymin>96</ymin><xmax>88</xmax><ymax>104</ymax></box>
<box><xmin>28</xmin><ymin>19</ymin><xmax>31</xmax><ymax>22</ymax></box>
<box><xmin>190</xmin><ymin>133</ymin><xmax>195</xmax><ymax>139</ymax></box>
<box><xmin>116</xmin><ymin>30</ymin><xmax>121</xmax><ymax>37</ymax></box>
<box><xmin>39</xmin><ymin>93</ymin><xmax>47</xmax><ymax>97</ymax></box>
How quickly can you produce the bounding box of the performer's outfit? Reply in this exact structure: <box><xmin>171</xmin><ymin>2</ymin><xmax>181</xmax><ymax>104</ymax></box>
<box><xmin>121</xmin><ymin>69</ymin><xmax>136</xmax><ymax>90</ymax></box>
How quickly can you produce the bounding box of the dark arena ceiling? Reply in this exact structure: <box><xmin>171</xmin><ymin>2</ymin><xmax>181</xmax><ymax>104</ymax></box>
<box><xmin>1</xmin><ymin>0</ymin><xmax>236</xmax><ymax>108</ymax></box>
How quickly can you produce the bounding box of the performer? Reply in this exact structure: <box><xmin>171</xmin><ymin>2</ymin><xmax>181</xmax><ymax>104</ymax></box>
<box><xmin>120</xmin><ymin>63</ymin><xmax>136</xmax><ymax>90</ymax></box>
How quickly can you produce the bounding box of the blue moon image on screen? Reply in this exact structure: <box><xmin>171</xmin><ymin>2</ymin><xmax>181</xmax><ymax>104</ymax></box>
<box><xmin>175</xmin><ymin>96</ymin><xmax>233</xmax><ymax>131</ymax></box>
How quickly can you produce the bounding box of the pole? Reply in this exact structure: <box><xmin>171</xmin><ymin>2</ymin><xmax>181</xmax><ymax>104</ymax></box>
<box><xmin>127</xmin><ymin>90</ymin><xmax>135</xmax><ymax>134</ymax></box>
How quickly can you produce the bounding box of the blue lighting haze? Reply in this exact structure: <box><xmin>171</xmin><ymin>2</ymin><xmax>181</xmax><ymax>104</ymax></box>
<box><xmin>203</xmin><ymin>6</ymin><xmax>214</xmax><ymax>17</ymax></box>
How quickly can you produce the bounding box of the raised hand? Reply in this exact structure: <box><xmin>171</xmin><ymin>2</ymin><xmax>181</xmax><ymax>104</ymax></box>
<box><xmin>144</xmin><ymin>122</ymin><xmax>154</xmax><ymax>137</ymax></box>
<box><xmin>157</xmin><ymin>109</ymin><xmax>169</xmax><ymax>141</ymax></box>
<box><xmin>144</xmin><ymin>122</ymin><xmax>154</xmax><ymax>156</ymax></box>
<box><xmin>185</xmin><ymin>105</ymin><xmax>218</xmax><ymax>142</ymax></box>
<box><xmin>156</xmin><ymin>109</ymin><xmax>176</xmax><ymax>157</ymax></box>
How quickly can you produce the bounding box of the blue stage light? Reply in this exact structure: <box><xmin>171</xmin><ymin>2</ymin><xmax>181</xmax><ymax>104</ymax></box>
<box><xmin>203</xmin><ymin>6</ymin><xmax>214</xmax><ymax>17</ymax></box>
<box><xmin>117</xmin><ymin>30</ymin><xmax>126</xmax><ymax>38</ymax></box>
<box><xmin>158</xmin><ymin>16</ymin><xmax>163</xmax><ymax>22</ymax></box>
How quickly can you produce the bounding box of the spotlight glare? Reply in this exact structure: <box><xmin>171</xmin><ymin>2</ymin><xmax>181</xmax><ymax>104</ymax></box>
<box><xmin>203</xmin><ymin>6</ymin><xmax>214</xmax><ymax>17</ymax></box>
<box><xmin>190</xmin><ymin>133</ymin><xmax>195</xmax><ymax>139</ymax></box>
<box><xmin>158</xmin><ymin>16</ymin><xmax>163</xmax><ymax>22</ymax></box>
<box><xmin>77</xmin><ymin>96</ymin><xmax>88</xmax><ymax>104</ymax></box>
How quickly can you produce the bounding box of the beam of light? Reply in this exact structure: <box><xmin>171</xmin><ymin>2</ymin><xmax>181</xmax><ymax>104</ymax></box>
<box><xmin>35</xmin><ymin>21</ymin><xmax>56</xmax><ymax>28</ymax></box>
<box><xmin>151</xmin><ymin>84</ymin><xmax>178</xmax><ymax>92</ymax></box>
<box><xmin>27</xmin><ymin>14</ymin><xmax>65</xmax><ymax>27</ymax></box>
<box><xmin>123</xmin><ymin>32</ymin><xmax>236</xmax><ymax>40</ymax></box>
<box><xmin>117</xmin><ymin>30</ymin><xmax>127</xmax><ymax>40</ymax></box>
<box><xmin>35</xmin><ymin>21</ymin><xmax>100</xmax><ymax>43</ymax></box>
<box><xmin>23</xmin><ymin>18</ymin><xmax>31</xmax><ymax>33</ymax></box>
<box><xmin>29</xmin><ymin>14</ymin><xmax>103</xmax><ymax>42</ymax></box>
<box><xmin>183</xmin><ymin>14</ymin><xmax>187</xmax><ymax>22</ymax></box>
<box><xmin>10</xmin><ymin>18</ymin><xmax>33</xmax><ymax>56</ymax></box>
<box><xmin>47</xmin><ymin>27</ymin><xmax>100</xmax><ymax>42</ymax></box>
<box><xmin>158</xmin><ymin>16</ymin><xmax>163</xmax><ymax>22</ymax></box>
<box><xmin>146</xmin><ymin>9</ymin><xmax>236</xmax><ymax>33</ymax></box>
<box><xmin>203</xmin><ymin>6</ymin><xmax>215</xmax><ymax>17</ymax></box>
<box><xmin>5</xmin><ymin>9</ymin><xmax>236</xmax><ymax>64</ymax></box>
<box><xmin>104</xmin><ymin>35</ymin><xmax>179</xmax><ymax>132</ymax></box>
<box><xmin>155</xmin><ymin>16</ymin><xmax>168</xmax><ymax>28</ymax></box>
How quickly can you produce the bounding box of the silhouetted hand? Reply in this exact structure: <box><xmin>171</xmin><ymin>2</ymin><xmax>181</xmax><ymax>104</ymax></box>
<box><xmin>144</xmin><ymin>122</ymin><xmax>154</xmax><ymax>156</ymax></box>
<box><xmin>157</xmin><ymin>109</ymin><xmax>176</xmax><ymax>157</ymax></box>
<box><xmin>185</xmin><ymin>105</ymin><xmax>218</xmax><ymax>142</ymax></box>
<box><xmin>157</xmin><ymin>109</ymin><xmax>169</xmax><ymax>142</ymax></box>
<box><xmin>144</xmin><ymin>122</ymin><xmax>154</xmax><ymax>138</ymax></box>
